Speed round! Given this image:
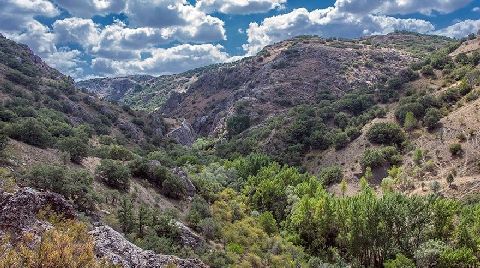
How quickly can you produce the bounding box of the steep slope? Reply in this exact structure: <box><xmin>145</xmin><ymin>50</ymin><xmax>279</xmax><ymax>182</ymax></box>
<box><xmin>79</xmin><ymin>33</ymin><xmax>455</xmax><ymax>137</ymax></box>
<box><xmin>0</xmin><ymin>34</ymin><xmax>165</xmax><ymax>146</ymax></box>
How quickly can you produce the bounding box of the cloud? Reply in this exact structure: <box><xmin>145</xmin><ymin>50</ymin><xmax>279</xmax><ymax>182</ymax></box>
<box><xmin>435</xmin><ymin>19</ymin><xmax>480</xmax><ymax>38</ymax></box>
<box><xmin>243</xmin><ymin>7</ymin><xmax>434</xmax><ymax>54</ymax></box>
<box><xmin>91</xmin><ymin>44</ymin><xmax>229</xmax><ymax>76</ymax></box>
<box><xmin>0</xmin><ymin>0</ymin><xmax>59</xmax><ymax>31</ymax></box>
<box><xmin>473</xmin><ymin>7</ymin><xmax>480</xmax><ymax>12</ymax></box>
<box><xmin>53</xmin><ymin>0</ymin><xmax>127</xmax><ymax>18</ymax></box>
<box><xmin>53</xmin><ymin>17</ymin><xmax>100</xmax><ymax>47</ymax></box>
<box><xmin>196</xmin><ymin>0</ymin><xmax>286</xmax><ymax>14</ymax></box>
<box><xmin>335</xmin><ymin>0</ymin><xmax>473</xmax><ymax>15</ymax></box>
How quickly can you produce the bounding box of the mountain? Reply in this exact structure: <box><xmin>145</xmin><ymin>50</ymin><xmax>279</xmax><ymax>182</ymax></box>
<box><xmin>78</xmin><ymin>33</ymin><xmax>454</xmax><ymax>136</ymax></box>
<box><xmin>2</xmin><ymin>32</ymin><xmax>480</xmax><ymax>268</ymax></box>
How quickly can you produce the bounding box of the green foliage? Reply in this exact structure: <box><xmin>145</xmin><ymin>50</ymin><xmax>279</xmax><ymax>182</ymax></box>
<box><xmin>423</xmin><ymin>108</ymin><xmax>442</xmax><ymax>130</ymax></box>
<box><xmin>95</xmin><ymin>159</ymin><xmax>131</xmax><ymax>191</ymax></box>
<box><xmin>7</xmin><ymin>117</ymin><xmax>53</xmax><ymax>148</ymax></box>
<box><xmin>27</xmin><ymin>165</ymin><xmax>95</xmax><ymax>210</ymax></box>
<box><xmin>57</xmin><ymin>135</ymin><xmax>89</xmax><ymax>163</ymax></box>
<box><xmin>403</xmin><ymin>111</ymin><xmax>417</xmax><ymax>131</ymax></box>
<box><xmin>187</xmin><ymin>195</ymin><xmax>212</xmax><ymax>229</ymax></box>
<box><xmin>161</xmin><ymin>175</ymin><xmax>186</xmax><ymax>199</ymax></box>
<box><xmin>227</xmin><ymin>114</ymin><xmax>250</xmax><ymax>137</ymax></box>
<box><xmin>384</xmin><ymin>254</ymin><xmax>415</xmax><ymax>268</ymax></box>
<box><xmin>96</xmin><ymin>144</ymin><xmax>135</xmax><ymax>161</ymax></box>
<box><xmin>318</xmin><ymin>166</ymin><xmax>343</xmax><ymax>186</ymax></box>
<box><xmin>366</xmin><ymin>122</ymin><xmax>405</xmax><ymax>145</ymax></box>
<box><xmin>449</xmin><ymin>143</ymin><xmax>463</xmax><ymax>156</ymax></box>
<box><xmin>361</xmin><ymin>146</ymin><xmax>402</xmax><ymax>169</ymax></box>
<box><xmin>244</xmin><ymin>163</ymin><xmax>312</xmax><ymax>221</ymax></box>
<box><xmin>332</xmin><ymin>131</ymin><xmax>349</xmax><ymax>150</ymax></box>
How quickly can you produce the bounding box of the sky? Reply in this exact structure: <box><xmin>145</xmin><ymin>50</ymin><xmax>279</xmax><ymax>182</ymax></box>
<box><xmin>1</xmin><ymin>0</ymin><xmax>479</xmax><ymax>81</ymax></box>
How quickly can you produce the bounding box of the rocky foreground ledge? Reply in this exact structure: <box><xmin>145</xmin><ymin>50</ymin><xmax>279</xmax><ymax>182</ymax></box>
<box><xmin>91</xmin><ymin>225</ymin><xmax>207</xmax><ymax>268</ymax></box>
<box><xmin>0</xmin><ymin>187</ymin><xmax>208</xmax><ymax>268</ymax></box>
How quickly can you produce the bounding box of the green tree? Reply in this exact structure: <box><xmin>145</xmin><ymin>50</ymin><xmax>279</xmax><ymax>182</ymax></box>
<box><xmin>403</xmin><ymin>111</ymin><xmax>417</xmax><ymax>131</ymax></box>
<box><xmin>118</xmin><ymin>198</ymin><xmax>135</xmax><ymax>234</ymax></box>
<box><xmin>384</xmin><ymin>254</ymin><xmax>415</xmax><ymax>268</ymax></box>
<box><xmin>57</xmin><ymin>136</ymin><xmax>89</xmax><ymax>163</ymax></box>
<box><xmin>367</xmin><ymin>122</ymin><xmax>405</xmax><ymax>145</ymax></box>
<box><xmin>7</xmin><ymin>117</ymin><xmax>53</xmax><ymax>148</ymax></box>
<box><xmin>319</xmin><ymin>166</ymin><xmax>343</xmax><ymax>186</ymax></box>
<box><xmin>423</xmin><ymin>108</ymin><xmax>442</xmax><ymax>130</ymax></box>
<box><xmin>96</xmin><ymin>159</ymin><xmax>131</xmax><ymax>191</ymax></box>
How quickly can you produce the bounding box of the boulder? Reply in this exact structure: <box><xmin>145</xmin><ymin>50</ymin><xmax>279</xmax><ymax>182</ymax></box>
<box><xmin>90</xmin><ymin>225</ymin><xmax>208</xmax><ymax>268</ymax></box>
<box><xmin>0</xmin><ymin>187</ymin><xmax>76</xmax><ymax>236</ymax></box>
<box><xmin>166</xmin><ymin>120</ymin><xmax>197</xmax><ymax>146</ymax></box>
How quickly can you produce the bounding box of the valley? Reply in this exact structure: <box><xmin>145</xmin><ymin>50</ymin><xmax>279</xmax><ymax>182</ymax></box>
<box><xmin>1</xmin><ymin>30</ymin><xmax>480</xmax><ymax>268</ymax></box>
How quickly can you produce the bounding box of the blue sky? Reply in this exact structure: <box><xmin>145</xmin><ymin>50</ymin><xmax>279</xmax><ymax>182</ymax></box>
<box><xmin>1</xmin><ymin>0</ymin><xmax>479</xmax><ymax>80</ymax></box>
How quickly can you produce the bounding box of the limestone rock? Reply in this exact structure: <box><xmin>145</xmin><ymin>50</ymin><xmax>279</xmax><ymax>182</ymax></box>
<box><xmin>90</xmin><ymin>225</ymin><xmax>208</xmax><ymax>268</ymax></box>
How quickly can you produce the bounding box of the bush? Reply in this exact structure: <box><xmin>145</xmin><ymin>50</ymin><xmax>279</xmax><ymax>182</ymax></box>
<box><xmin>449</xmin><ymin>143</ymin><xmax>462</xmax><ymax>156</ymax></box>
<box><xmin>97</xmin><ymin>144</ymin><xmax>134</xmax><ymax>161</ymax></box>
<box><xmin>0</xmin><ymin>133</ymin><xmax>8</xmax><ymax>152</ymax></box>
<box><xmin>57</xmin><ymin>136</ymin><xmax>89</xmax><ymax>163</ymax></box>
<box><xmin>187</xmin><ymin>196</ymin><xmax>211</xmax><ymax>228</ymax></box>
<box><xmin>366</xmin><ymin>122</ymin><xmax>405</xmax><ymax>145</ymax></box>
<box><xmin>161</xmin><ymin>175</ymin><xmax>187</xmax><ymax>200</ymax></box>
<box><xmin>361</xmin><ymin>148</ymin><xmax>386</xmax><ymax>168</ymax></box>
<box><xmin>0</xmin><ymin>217</ymin><xmax>113</xmax><ymax>268</ymax></box>
<box><xmin>96</xmin><ymin>159</ymin><xmax>131</xmax><ymax>191</ymax></box>
<box><xmin>7</xmin><ymin>118</ymin><xmax>53</xmax><ymax>148</ymax></box>
<box><xmin>27</xmin><ymin>165</ymin><xmax>95</xmax><ymax>210</ymax></box>
<box><xmin>384</xmin><ymin>254</ymin><xmax>415</xmax><ymax>268</ymax></box>
<box><xmin>333</xmin><ymin>131</ymin><xmax>349</xmax><ymax>150</ymax></box>
<box><xmin>227</xmin><ymin>114</ymin><xmax>250</xmax><ymax>137</ymax></box>
<box><xmin>423</xmin><ymin>108</ymin><xmax>442</xmax><ymax>130</ymax></box>
<box><xmin>319</xmin><ymin>166</ymin><xmax>343</xmax><ymax>186</ymax></box>
<box><xmin>421</xmin><ymin>65</ymin><xmax>435</xmax><ymax>77</ymax></box>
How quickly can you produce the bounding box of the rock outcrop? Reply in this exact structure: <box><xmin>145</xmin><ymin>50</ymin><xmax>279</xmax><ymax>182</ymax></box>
<box><xmin>166</xmin><ymin>120</ymin><xmax>197</xmax><ymax>146</ymax></box>
<box><xmin>0</xmin><ymin>187</ymin><xmax>76</xmax><ymax>236</ymax></box>
<box><xmin>90</xmin><ymin>225</ymin><xmax>208</xmax><ymax>268</ymax></box>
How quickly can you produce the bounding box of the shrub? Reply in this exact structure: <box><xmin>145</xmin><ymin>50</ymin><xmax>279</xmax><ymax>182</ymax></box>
<box><xmin>366</xmin><ymin>122</ymin><xmax>405</xmax><ymax>145</ymax></box>
<box><xmin>449</xmin><ymin>143</ymin><xmax>462</xmax><ymax>156</ymax></box>
<box><xmin>227</xmin><ymin>114</ymin><xmax>250</xmax><ymax>137</ymax></box>
<box><xmin>361</xmin><ymin>148</ymin><xmax>386</xmax><ymax>168</ymax></box>
<box><xmin>187</xmin><ymin>196</ymin><xmax>211</xmax><ymax>228</ymax></box>
<box><xmin>161</xmin><ymin>175</ymin><xmax>186</xmax><ymax>199</ymax></box>
<box><xmin>96</xmin><ymin>159</ymin><xmax>131</xmax><ymax>191</ymax></box>
<box><xmin>27</xmin><ymin>165</ymin><xmax>95</xmax><ymax>210</ymax></box>
<box><xmin>0</xmin><ymin>133</ymin><xmax>8</xmax><ymax>152</ymax></box>
<box><xmin>7</xmin><ymin>118</ymin><xmax>53</xmax><ymax>148</ymax></box>
<box><xmin>333</xmin><ymin>131</ymin><xmax>349</xmax><ymax>150</ymax></box>
<box><xmin>0</xmin><ymin>217</ymin><xmax>114</xmax><ymax>268</ymax></box>
<box><xmin>57</xmin><ymin>136</ymin><xmax>89</xmax><ymax>163</ymax></box>
<box><xmin>319</xmin><ymin>166</ymin><xmax>343</xmax><ymax>186</ymax></box>
<box><xmin>384</xmin><ymin>254</ymin><xmax>415</xmax><ymax>268</ymax></box>
<box><xmin>423</xmin><ymin>108</ymin><xmax>442</xmax><ymax>130</ymax></box>
<box><xmin>97</xmin><ymin>144</ymin><xmax>134</xmax><ymax>161</ymax></box>
<box><xmin>403</xmin><ymin>111</ymin><xmax>417</xmax><ymax>131</ymax></box>
<box><xmin>421</xmin><ymin>65</ymin><xmax>435</xmax><ymax>77</ymax></box>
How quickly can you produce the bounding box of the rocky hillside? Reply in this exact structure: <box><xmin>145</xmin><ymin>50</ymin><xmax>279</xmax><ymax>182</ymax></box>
<box><xmin>79</xmin><ymin>33</ymin><xmax>455</xmax><ymax>137</ymax></box>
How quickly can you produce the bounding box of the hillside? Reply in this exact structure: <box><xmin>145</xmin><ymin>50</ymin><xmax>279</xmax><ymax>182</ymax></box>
<box><xmin>78</xmin><ymin>33</ymin><xmax>455</xmax><ymax>137</ymax></box>
<box><xmin>3</xmin><ymin>32</ymin><xmax>480</xmax><ymax>268</ymax></box>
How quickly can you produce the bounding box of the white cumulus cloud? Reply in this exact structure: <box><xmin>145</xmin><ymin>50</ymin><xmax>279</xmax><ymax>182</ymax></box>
<box><xmin>243</xmin><ymin>7</ymin><xmax>435</xmax><ymax>55</ymax></box>
<box><xmin>196</xmin><ymin>0</ymin><xmax>286</xmax><ymax>14</ymax></box>
<box><xmin>435</xmin><ymin>19</ymin><xmax>480</xmax><ymax>38</ymax></box>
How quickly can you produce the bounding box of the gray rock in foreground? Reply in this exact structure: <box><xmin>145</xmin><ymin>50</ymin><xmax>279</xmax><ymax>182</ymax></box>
<box><xmin>90</xmin><ymin>225</ymin><xmax>208</xmax><ymax>268</ymax></box>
